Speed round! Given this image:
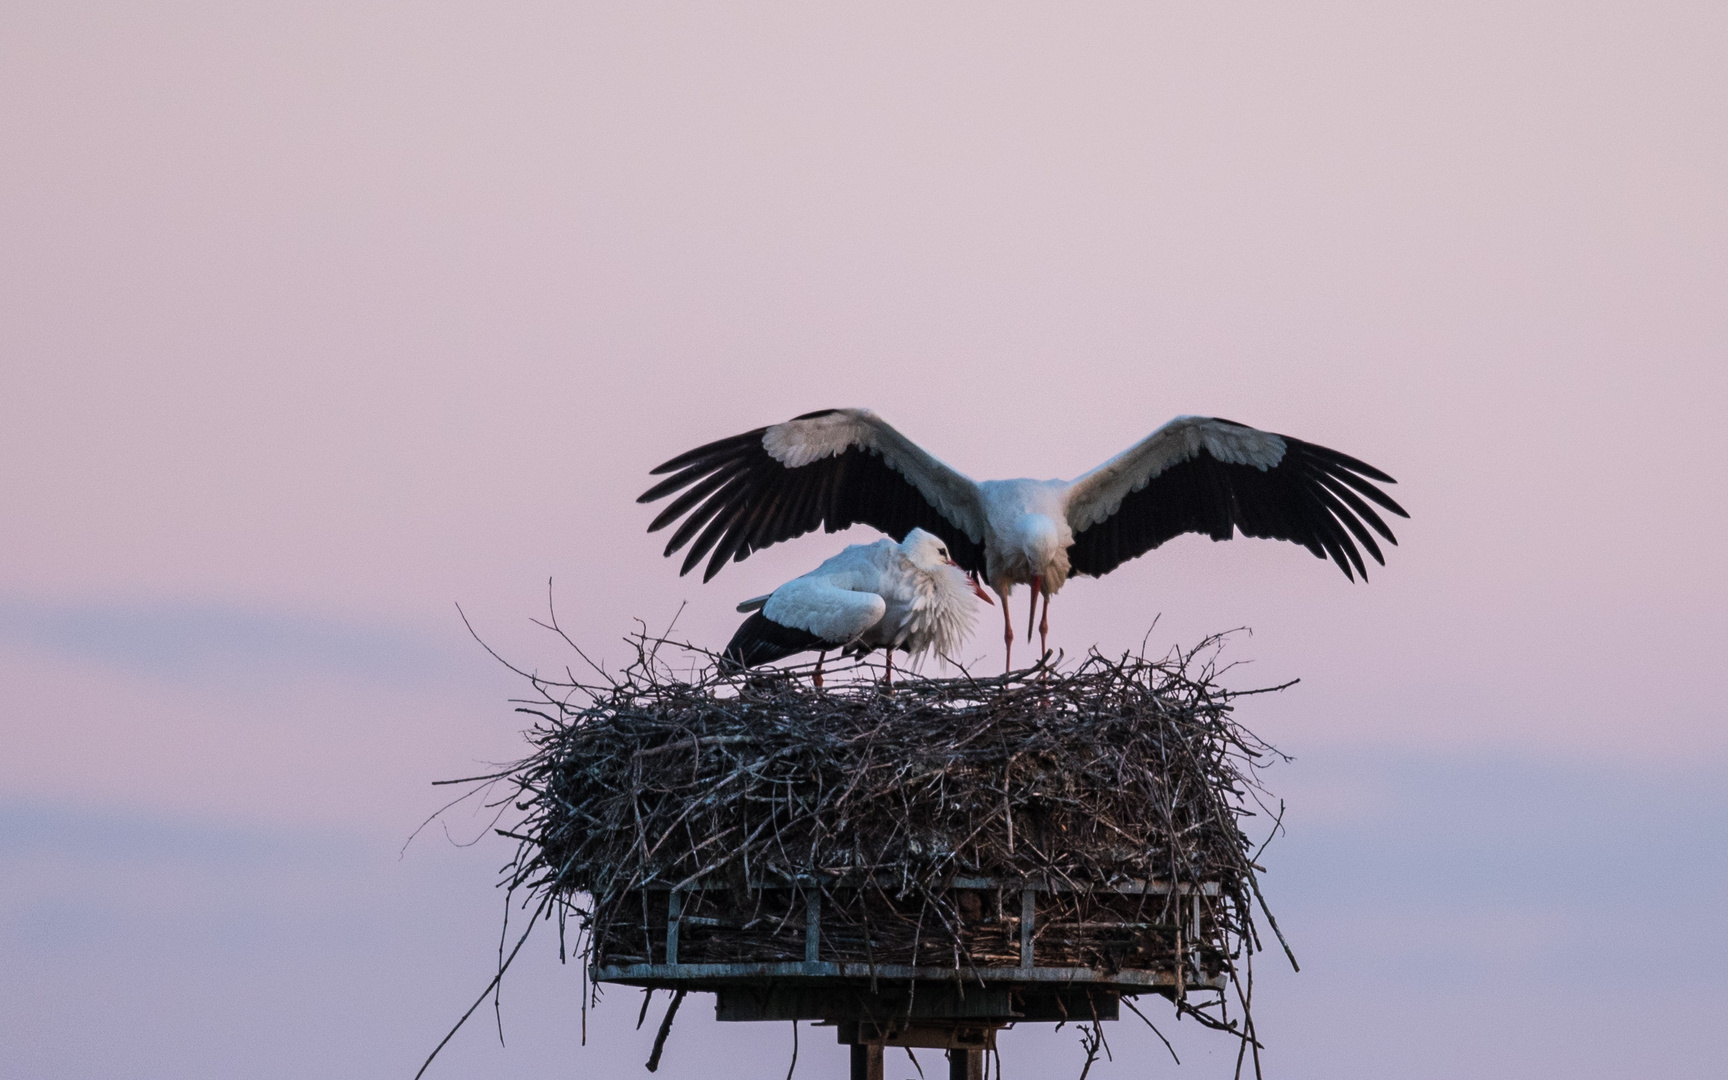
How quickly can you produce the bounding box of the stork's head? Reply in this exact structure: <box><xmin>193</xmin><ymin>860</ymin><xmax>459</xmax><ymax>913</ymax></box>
<box><xmin>900</xmin><ymin>528</ymin><xmax>958</xmax><ymax>573</ymax></box>
<box><xmin>1009</xmin><ymin>514</ymin><xmax>1064</xmax><ymax>575</ymax></box>
<box><xmin>900</xmin><ymin>529</ymin><xmax>992</xmax><ymax>603</ymax></box>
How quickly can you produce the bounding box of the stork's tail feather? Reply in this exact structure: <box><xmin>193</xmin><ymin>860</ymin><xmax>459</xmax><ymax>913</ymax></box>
<box><xmin>721</xmin><ymin>612</ymin><xmax>829</xmax><ymax>670</ymax></box>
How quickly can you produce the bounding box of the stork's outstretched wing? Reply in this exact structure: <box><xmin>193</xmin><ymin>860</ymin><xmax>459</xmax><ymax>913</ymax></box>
<box><xmin>1063</xmin><ymin>416</ymin><xmax>1408</xmax><ymax>580</ymax></box>
<box><xmin>639</xmin><ymin>409</ymin><xmax>988</xmax><ymax>580</ymax></box>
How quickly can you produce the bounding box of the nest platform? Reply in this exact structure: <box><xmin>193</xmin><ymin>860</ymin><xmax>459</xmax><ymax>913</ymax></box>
<box><xmin>487</xmin><ymin>632</ymin><xmax>1288</xmax><ymax>1073</ymax></box>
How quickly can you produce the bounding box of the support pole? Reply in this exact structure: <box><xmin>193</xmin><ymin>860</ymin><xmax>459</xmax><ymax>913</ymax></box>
<box><xmin>850</xmin><ymin>1043</ymin><xmax>884</xmax><ymax>1080</ymax></box>
<box><xmin>947</xmin><ymin>1047</ymin><xmax>981</xmax><ymax>1080</ymax></box>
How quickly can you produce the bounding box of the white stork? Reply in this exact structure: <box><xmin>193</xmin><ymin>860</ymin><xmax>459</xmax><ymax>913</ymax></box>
<box><xmin>644</xmin><ymin>409</ymin><xmax>1409</xmax><ymax>670</ymax></box>
<box><xmin>722</xmin><ymin>528</ymin><xmax>993</xmax><ymax>686</ymax></box>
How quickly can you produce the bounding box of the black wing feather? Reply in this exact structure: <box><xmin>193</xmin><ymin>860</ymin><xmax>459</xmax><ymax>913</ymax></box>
<box><xmin>640</xmin><ymin>425</ymin><xmax>985</xmax><ymax>580</ymax></box>
<box><xmin>1067</xmin><ymin>433</ymin><xmax>1407</xmax><ymax>580</ymax></box>
<box><xmin>646</xmin><ymin>463</ymin><xmax>744</xmax><ymax>533</ymax></box>
<box><xmin>663</xmin><ymin>471</ymin><xmax>748</xmax><ymax>558</ymax></box>
<box><xmin>721</xmin><ymin>612</ymin><xmax>831</xmax><ymax>668</ymax></box>
<box><xmin>648</xmin><ymin>429</ymin><xmax>766</xmax><ymax>479</ymax></box>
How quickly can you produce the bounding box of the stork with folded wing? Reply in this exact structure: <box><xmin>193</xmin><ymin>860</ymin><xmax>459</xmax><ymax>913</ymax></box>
<box><xmin>723</xmin><ymin>527</ymin><xmax>993</xmax><ymax>687</ymax></box>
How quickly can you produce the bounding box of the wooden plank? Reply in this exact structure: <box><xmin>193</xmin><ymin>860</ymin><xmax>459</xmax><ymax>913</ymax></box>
<box><xmin>665</xmin><ymin>889</ymin><xmax>681</xmax><ymax>965</ymax></box>
<box><xmin>716</xmin><ymin>983</ymin><xmax>1016</xmax><ymax>1022</ymax></box>
<box><xmin>1019</xmin><ymin>890</ymin><xmax>1035</xmax><ymax>968</ymax></box>
<box><xmin>805</xmin><ymin>891</ymin><xmax>821</xmax><ymax>965</ymax></box>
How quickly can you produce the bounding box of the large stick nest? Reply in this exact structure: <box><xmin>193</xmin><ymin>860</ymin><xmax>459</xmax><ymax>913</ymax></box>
<box><xmin>487</xmin><ymin>627</ymin><xmax>1292</xmax><ymax>1004</ymax></box>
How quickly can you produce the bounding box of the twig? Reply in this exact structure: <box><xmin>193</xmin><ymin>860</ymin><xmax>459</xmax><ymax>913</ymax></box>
<box><xmin>645</xmin><ymin>989</ymin><xmax>685</xmax><ymax>1072</ymax></box>
<box><xmin>1076</xmin><ymin>1024</ymin><xmax>1104</xmax><ymax>1080</ymax></box>
<box><xmin>413</xmin><ymin>897</ymin><xmax>545</xmax><ymax>1080</ymax></box>
<box><xmin>1121</xmin><ymin>995</ymin><xmax>1180</xmax><ymax>1064</ymax></box>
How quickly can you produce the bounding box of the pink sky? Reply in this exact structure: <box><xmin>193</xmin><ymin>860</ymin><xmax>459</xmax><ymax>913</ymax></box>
<box><xmin>3</xmin><ymin>3</ymin><xmax>1725</xmax><ymax>1078</ymax></box>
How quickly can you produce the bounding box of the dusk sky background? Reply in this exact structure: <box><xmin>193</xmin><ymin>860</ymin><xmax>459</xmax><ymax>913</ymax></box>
<box><xmin>3</xmin><ymin>3</ymin><xmax>1725</xmax><ymax>1077</ymax></box>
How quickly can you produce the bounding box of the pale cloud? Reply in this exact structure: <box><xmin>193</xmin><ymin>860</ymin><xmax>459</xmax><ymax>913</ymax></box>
<box><xmin>0</xmin><ymin>595</ymin><xmax>450</xmax><ymax>684</ymax></box>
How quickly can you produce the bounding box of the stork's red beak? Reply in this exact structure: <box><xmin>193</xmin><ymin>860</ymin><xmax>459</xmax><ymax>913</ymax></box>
<box><xmin>967</xmin><ymin>571</ymin><xmax>994</xmax><ymax>604</ymax></box>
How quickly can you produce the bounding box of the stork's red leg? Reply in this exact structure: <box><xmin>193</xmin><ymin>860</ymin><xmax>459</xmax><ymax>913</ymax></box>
<box><xmin>1026</xmin><ymin>575</ymin><xmax>1042</xmax><ymax>643</ymax></box>
<box><xmin>813</xmin><ymin>650</ymin><xmax>825</xmax><ymax>690</ymax></box>
<box><xmin>998</xmin><ymin>586</ymin><xmax>1014</xmax><ymax>673</ymax></box>
<box><xmin>1038</xmin><ymin>592</ymin><xmax>1051</xmax><ymax>671</ymax></box>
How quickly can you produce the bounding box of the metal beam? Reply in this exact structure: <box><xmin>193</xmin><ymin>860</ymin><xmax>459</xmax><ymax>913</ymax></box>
<box><xmin>598</xmin><ymin>959</ymin><xmax>1224</xmax><ymax>990</ymax></box>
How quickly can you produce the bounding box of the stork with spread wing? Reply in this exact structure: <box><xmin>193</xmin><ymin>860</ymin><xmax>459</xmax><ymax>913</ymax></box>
<box><xmin>640</xmin><ymin>409</ymin><xmax>1408</xmax><ymax>670</ymax></box>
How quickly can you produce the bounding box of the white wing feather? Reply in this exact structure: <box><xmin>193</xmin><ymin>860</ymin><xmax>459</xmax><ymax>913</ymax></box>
<box><xmin>760</xmin><ymin>409</ymin><xmax>989</xmax><ymax>544</ymax></box>
<box><xmin>762</xmin><ymin>578</ymin><xmax>888</xmax><ymax>643</ymax></box>
<box><xmin>1063</xmin><ymin>416</ymin><xmax>1287</xmax><ymax>532</ymax></box>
